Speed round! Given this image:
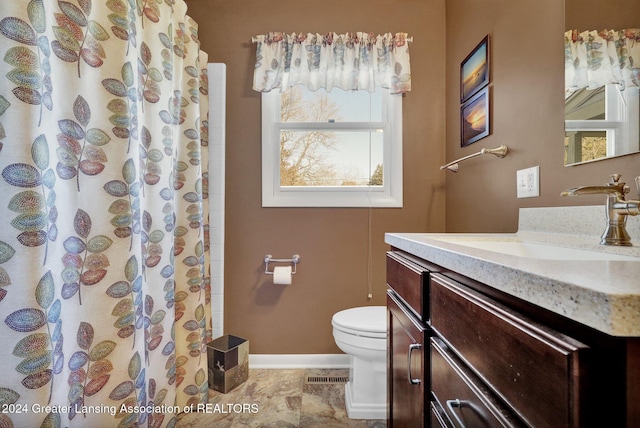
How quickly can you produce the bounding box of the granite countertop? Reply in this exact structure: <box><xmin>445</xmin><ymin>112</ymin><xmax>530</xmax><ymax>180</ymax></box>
<box><xmin>385</xmin><ymin>206</ymin><xmax>640</xmax><ymax>337</ymax></box>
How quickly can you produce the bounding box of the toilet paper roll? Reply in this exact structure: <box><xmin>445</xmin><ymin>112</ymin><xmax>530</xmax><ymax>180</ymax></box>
<box><xmin>273</xmin><ymin>266</ymin><xmax>292</xmax><ymax>285</ymax></box>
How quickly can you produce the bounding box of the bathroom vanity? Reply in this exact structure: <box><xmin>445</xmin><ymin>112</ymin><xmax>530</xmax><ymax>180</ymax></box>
<box><xmin>385</xmin><ymin>206</ymin><xmax>640</xmax><ymax>428</ymax></box>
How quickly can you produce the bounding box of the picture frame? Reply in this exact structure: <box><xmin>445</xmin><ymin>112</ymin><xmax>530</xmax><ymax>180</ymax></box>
<box><xmin>461</xmin><ymin>86</ymin><xmax>490</xmax><ymax>147</ymax></box>
<box><xmin>460</xmin><ymin>35</ymin><xmax>489</xmax><ymax>103</ymax></box>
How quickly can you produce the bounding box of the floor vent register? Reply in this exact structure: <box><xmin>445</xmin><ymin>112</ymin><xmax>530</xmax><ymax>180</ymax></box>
<box><xmin>304</xmin><ymin>375</ymin><xmax>349</xmax><ymax>385</ymax></box>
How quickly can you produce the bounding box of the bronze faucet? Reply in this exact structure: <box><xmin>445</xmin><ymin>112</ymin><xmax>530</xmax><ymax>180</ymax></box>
<box><xmin>561</xmin><ymin>174</ymin><xmax>640</xmax><ymax>246</ymax></box>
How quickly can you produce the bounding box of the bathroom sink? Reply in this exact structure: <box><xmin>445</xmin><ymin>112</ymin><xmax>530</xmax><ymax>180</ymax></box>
<box><xmin>429</xmin><ymin>237</ymin><xmax>640</xmax><ymax>261</ymax></box>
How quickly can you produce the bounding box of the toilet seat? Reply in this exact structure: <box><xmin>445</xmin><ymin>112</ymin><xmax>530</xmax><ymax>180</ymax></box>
<box><xmin>332</xmin><ymin>306</ymin><xmax>386</xmax><ymax>339</ymax></box>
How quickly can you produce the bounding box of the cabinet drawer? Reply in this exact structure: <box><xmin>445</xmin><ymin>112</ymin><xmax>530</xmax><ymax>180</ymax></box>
<box><xmin>431</xmin><ymin>337</ymin><xmax>525</xmax><ymax>427</ymax></box>
<box><xmin>386</xmin><ymin>251</ymin><xmax>428</xmax><ymax>320</ymax></box>
<box><xmin>430</xmin><ymin>274</ymin><xmax>589</xmax><ymax>428</ymax></box>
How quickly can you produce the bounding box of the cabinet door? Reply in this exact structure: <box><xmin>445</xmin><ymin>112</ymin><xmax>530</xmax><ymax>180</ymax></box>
<box><xmin>387</xmin><ymin>290</ymin><xmax>426</xmax><ymax>428</ymax></box>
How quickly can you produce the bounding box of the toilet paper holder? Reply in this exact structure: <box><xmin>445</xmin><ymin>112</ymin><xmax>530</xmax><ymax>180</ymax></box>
<box><xmin>264</xmin><ymin>254</ymin><xmax>300</xmax><ymax>275</ymax></box>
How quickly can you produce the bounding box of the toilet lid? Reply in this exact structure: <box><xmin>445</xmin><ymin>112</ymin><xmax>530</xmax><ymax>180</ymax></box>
<box><xmin>332</xmin><ymin>306</ymin><xmax>387</xmax><ymax>338</ymax></box>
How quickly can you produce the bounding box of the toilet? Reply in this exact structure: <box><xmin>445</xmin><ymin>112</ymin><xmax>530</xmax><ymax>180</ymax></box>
<box><xmin>332</xmin><ymin>306</ymin><xmax>387</xmax><ymax>419</ymax></box>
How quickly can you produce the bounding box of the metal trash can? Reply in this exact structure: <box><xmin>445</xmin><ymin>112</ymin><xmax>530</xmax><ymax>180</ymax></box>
<box><xmin>207</xmin><ymin>335</ymin><xmax>249</xmax><ymax>393</ymax></box>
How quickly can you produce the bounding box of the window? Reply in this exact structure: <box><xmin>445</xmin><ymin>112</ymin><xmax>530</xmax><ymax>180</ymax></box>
<box><xmin>262</xmin><ymin>86</ymin><xmax>402</xmax><ymax>207</ymax></box>
<box><xmin>564</xmin><ymin>83</ymin><xmax>640</xmax><ymax>165</ymax></box>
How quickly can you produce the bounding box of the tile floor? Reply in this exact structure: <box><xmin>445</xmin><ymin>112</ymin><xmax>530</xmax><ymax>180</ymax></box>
<box><xmin>176</xmin><ymin>369</ymin><xmax>386</xmax><ymax>427</ymax></box>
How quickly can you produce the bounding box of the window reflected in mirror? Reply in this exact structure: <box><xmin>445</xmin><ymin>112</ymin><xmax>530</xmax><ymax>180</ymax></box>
<box><xmin>564</xmin><ymin>84</ymin><xmax>640</xmax><ymax>165</ymax></box>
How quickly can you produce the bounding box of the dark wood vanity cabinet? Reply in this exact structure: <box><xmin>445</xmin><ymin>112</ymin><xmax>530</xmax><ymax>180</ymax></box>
<box><xmin>387</xmin><ymin>249</ymin><xmax>640</xmax><ymax>428</ymax></box>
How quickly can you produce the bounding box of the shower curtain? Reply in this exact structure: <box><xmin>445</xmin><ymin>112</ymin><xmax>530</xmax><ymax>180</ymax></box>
<box><xmin>0</xmin><ymin>1</ymin><xmax>211</xmax><ymax>427</ymax></box>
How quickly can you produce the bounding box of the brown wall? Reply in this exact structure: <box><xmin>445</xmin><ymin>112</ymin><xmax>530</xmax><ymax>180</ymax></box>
<box><xmin>188</xmin><ymin>0</ymin><xmax>640</xmax><ymax>354</ymax></box>
<box><xmin>444</xmin><ymin>0</ymin><xmax>640</xmax><ymax>233</ymax></box>
<box><xmin>565</xmin><ymin>0</ymin><xmax>640</xmax><ymax>30</ymax></box>
<box><xmin>187</xmin><ymin>0</ymin><xmax>446</xmax><ymax>353</ymax></box>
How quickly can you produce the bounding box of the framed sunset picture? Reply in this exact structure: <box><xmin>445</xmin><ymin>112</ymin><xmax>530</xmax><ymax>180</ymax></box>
<box><xmin>461</xmin><ymin>87</ymin><xmax>489</xmax><ymax>147</ymax></box>
<box><xmin>460</xmin><ymin>35</ymin><xmax>489</xmax><ymax>103</ymax></box>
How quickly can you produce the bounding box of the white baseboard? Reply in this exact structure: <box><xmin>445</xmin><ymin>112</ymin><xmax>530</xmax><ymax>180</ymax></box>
<box><xmin>249</xmin><ymin>354</ymin><xmax>350</xmax><ymax>369</ymax></box>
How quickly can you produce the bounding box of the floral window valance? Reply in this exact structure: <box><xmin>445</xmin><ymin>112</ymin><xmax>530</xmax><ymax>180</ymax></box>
<box><xmin>565</xmin><ymin>28</ymin><xmax>640</xmax><ymax>93</ymax></box>
<box><xmin>252</xmin><ymin>32</ymin><xmax>412</xmax><ymax>94</ymax></box>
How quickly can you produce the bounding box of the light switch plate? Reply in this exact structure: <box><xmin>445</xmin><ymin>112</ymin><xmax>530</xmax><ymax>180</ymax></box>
<box><xmin>516</xmin><ymin>166</ymin><xmax>540</xmax><ymax>198</ymax></box>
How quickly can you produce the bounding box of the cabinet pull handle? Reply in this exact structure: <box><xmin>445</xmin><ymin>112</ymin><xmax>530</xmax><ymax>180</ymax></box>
<box><xmin>446</xmin><ymin>399</ymin><xmax>489</xmax><ymax>427</ymax></box>
<box><xmin>446</xmin><ymin>399</ymin><xmax>466</xmax><ymax>427</ymax></box>
<box><xmin>407</xmin><ymin>343</ymin><xmax>422</xmax><ymax>385</ymax></box>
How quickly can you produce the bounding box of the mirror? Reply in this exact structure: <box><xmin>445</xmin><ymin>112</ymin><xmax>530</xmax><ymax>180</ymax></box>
<box><xmin>564</xmin><ymin>0</ymin><xmax>640</xmax><ymax>166</ymax></box>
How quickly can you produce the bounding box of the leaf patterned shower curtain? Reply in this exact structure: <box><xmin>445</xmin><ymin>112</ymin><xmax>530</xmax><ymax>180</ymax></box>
<box><xmin>0</xmin><ymin>1</ymin><xmax>211</xmax><ymax>427</ymax></box>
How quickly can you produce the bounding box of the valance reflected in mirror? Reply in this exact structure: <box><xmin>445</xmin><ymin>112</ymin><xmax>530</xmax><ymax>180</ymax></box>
<box><xmin>564</xmin><ymin>2</ymin><xmax>640</xmax><ymax>166</ymax></box>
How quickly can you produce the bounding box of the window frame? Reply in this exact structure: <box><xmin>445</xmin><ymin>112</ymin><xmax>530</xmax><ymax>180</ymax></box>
<box><xmin>261</xmin><ymin>88</ymin><xmax>403</xmax><ymax>208</ymax></box>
